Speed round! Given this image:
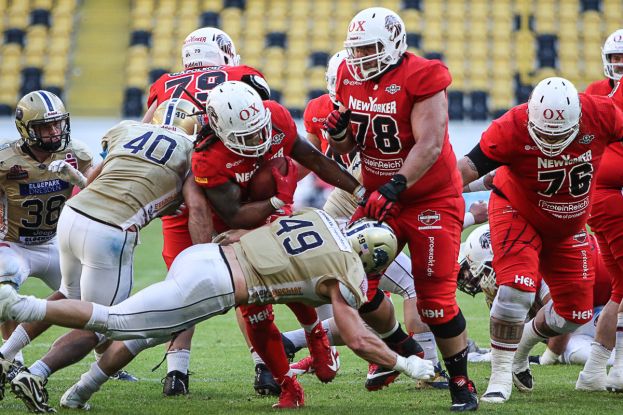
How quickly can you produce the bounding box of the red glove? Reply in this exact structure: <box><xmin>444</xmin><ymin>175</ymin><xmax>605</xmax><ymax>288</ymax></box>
<box><xmin>271</xmin><ymin>158</ymin><xmax>298</xmax><ymax>206</ymax></box>
<box><xmin>324</xmin><ymin>109</ymin><xmax>351</xmax><ymax>140</ymax></box>
<box><xmin>362</xmin><ymin>174</ymin><xmax>407</xmax><ymax>222</ymax></box>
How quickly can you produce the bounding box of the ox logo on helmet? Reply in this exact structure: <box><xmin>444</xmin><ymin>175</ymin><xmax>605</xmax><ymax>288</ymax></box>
<box><xmin>542</xmin><ymin>109</ymin><xmax>565</xmax><ymax>120</ymax></box>
<box><xmin>479</xmin><ymin>231</ymin><xmax>491</xmax><ymax>250</ymax></box>
<box><xmin>239</xmin><ymin>103</ymin><xmax>260</xmax><ymax>121</ymax></box>
<box><xmin>385</xmin><ymin>15</ymin><xmax>402</xmax><ymax>41</ymax></box>
<box><xmin>348</xmin><ymin>20</ymin><xmax>366</xmax><ymax>32</ymax></box>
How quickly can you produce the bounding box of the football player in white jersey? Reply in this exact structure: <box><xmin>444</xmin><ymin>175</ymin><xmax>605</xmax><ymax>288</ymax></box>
<box><xmin>0</xmin><ymin>99</ymin><xmax>211</xmax><ymax>412</ymax></box>
<box><xmin>0</xmin><ymin>90</ymin><xmax>93</xmax><ymax>378</ymax></box>
<box><xmin>0</xmin><ymin>211</ymin><xmax>435</xmax><ymax>410</ymax></box>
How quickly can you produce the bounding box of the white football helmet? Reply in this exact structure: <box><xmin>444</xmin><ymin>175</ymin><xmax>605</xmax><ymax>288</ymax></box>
<box><xmin>205</xmin><ymin>81</ymin><xmax>272</xmax><ymax>157</ymax></box>
<box><xmin>326</xmin><ymin>50</ymin><xmax>347</xmax><ymax>105</ymax></box>
<box><xmin>344</xmin><ymin>7</ymin><xmax>407</xmax><ymax>81</ymax></box>
<box><xmin>527</xmin><ymin>77</ymin><xmax>581</xmax><ymax>157</ymax></box>
<box><xmin>345</xmin><ymin>219</ymin><xmax>398</xmax><ymax>275</ymax></box>
<box><xmin>151</xmin><ymin>98</ymin><xmax>201</xmax><ymax>137</ymax></box>
<box><xmin>602</xmin><ymin>29</ymin><xmax>623</xmax><ymax>81</ymax></box>
<box><xmin>459</xmin><ymin>224</ymin><xmax>496</xmax><ymax>302</ymax></box>
<box><xmin>182</xmin><ymin>27</ymin><xmax>240</xmax><ymax>69</ymax></box>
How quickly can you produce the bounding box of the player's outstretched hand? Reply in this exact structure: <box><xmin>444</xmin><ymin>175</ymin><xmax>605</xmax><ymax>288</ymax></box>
<box><xmin>394</xmin><ymin>355</ymin><xmax>434</xmax><ymax>380</ymax></box>
<box><xmin>48</xmin><ymin>160</ymin><xmax>87</xmax><ymax>189</ymax></box>
<box><xmin>271</xmin><ymin>157</ymin><xmax>298</xmax><ymax>206</ymax></box>
<box><xmin>363</xmin><ymin>174</ymin><xmax>406</xmax><ymax>222</ymax></box>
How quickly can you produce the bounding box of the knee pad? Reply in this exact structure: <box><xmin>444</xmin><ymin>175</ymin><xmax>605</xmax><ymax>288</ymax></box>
<box><xmin>543</xmin><ymin>301</ymin><xmax>583</xmax><ymax>334</ymax></box>
<box><xmin>490</xmin><ymin>285</ymin><xmax>534</xmax><ymax>323</ymax></box>
<box><xmin>428</xmin><ymin>310</ymin><xmax>466</xmax><ymax>339</ymax></box>
<box><xmin>240</xmin><ymin>304</ymin><xmax>274</xmax><ymax>328</ymax></box>
<box><xmin>358</xmin><ymin>288</ymin><xmax>385</xmax><ymax>315</ymax></box>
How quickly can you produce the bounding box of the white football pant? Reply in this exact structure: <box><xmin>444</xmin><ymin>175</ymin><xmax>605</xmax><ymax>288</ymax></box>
<box><xmin>0</xmin><ymin>238</ymin><xmax>61</xmax><ymax>290</ymax></box>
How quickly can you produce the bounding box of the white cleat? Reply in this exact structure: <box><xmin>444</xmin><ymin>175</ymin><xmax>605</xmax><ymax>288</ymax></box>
<box><xmin>606</xmin><ymin>367</ymin><xmax>623</xmax><ymax>393</ymax></box>
<box><xmin>481</xmin><ymin>382</ymin><xmax>512</xmax><ymax>403</ymax></box>
<box><xmin>60</xmin><ymin>384</ymin><xmax>92</xmax><ymax>410</ymax></box>
<box><xmin>0</xmin><ymin>284</ymin><xmax>20</xmax><ymax>320</ymax></box>
<box><xmin>575</xmin><ymin>370</ymin><xmax>607</xmax><ymax>391</ymax></box>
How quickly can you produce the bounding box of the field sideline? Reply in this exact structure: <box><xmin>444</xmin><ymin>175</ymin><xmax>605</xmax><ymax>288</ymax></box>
<box><xmin>4</xmin><ymin>222</ymin><xmax>615</xmax><ymax>414</ymax></box>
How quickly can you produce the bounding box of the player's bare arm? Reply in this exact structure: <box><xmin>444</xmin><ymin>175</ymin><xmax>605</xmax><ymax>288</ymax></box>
<box><xmin>202</xmin><ymin>180</ymin><xmax>277</xmax><ymax>229</ymax></box>
<box><xmin>398</xmin><ymin>91</ymin><xmax>447</xmax><ymax>187</ymax></box>
<box><xmin>459</xmin><ymin>142</ymin><xmax>503</xmax><ymax>188</ymax></box>
<box><xmin>183</xmin><ymin>175</ymin><xmax>213</xmax><ymax>244</ymax></box>
<box><xmin>85</xmin><ymin>162</ymin><xmax>104</xmax><ymax>185</ymax></box>
<box><xmin>290</xmin><ymin>135</ymin><xmax>360</xmax><ymax>193</ymax></box>
<box><xmin>295</xmin><ymin>132</ymin><xmax>322</xmax><ymax>181</ymax></box>
<box><xmin>142</xmin><ymin>101</ymin><xmax>158</xmax><ymax>123</ymax></box>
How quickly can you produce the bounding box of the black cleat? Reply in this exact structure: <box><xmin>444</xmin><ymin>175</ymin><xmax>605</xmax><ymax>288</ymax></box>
<box><xmin>449</xmin><ymin>376</ymin><xmax>479</xmax><ymax>412</ymax></box>
<box><xmin>254</xmin><ymin>363</ymin><xmax>280</xmax><ymax>396</ymax></box>
<box><xmin>11</xmin><ymin>370</ymin><xmax>56</xmax><ymax>412</ymax></box>
<box><xmin>513</xmin><ymin>368</ymin><xmax>533</xmax><ymax>392</ymax></box>
<box><xmin>162</xmin><ymin>370</ymin><xmax>189</xmax><ymax>396</ymax></box>
<box><xmin>281</xmin><ymin>334</ymin><xmax>301</xmax><ymax>362</ymax></box>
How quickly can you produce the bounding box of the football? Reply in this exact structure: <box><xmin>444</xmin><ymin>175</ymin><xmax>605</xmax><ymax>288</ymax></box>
<box><xmin>247</xmin><ymin>157</ymin><xmax>288</xmax><ymax>201</ymax></box>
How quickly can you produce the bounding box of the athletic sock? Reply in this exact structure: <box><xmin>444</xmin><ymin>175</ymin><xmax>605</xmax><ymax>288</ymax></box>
<box><xmin>286</xmin><ymin>302</ymin><xmax>319</xmax><ymax>330</ymax></box>
<box><xmin>281</xmin><ymin>329</ymin><xmax>307</xmax><ymax>349</ymax></box>
<box><xmin>29</xmin><ymin>360</ymin><xmax>52</xmax><ymax>380</ymax></box>
<box><xmin>443</xmin><ymin>347</ymin><xmax>468</xmax><ymax>379</ymax></box>
<box><xmin>0</xmin><ymin>325</ymin><xmax>30</xmax><ymax>361</ymax></box>
<box><xmin>613</xmin><ymin>313</ymin><xmax>623</xmax><ymax>369</ymax></box>
<box><xmin>513</xmin><ymin>320</ymin><xmax>547</xmax><ymax>372</ymax></box>
<box><xmin>583</xmin><ymin>342</ymin><xmax>612</xmax><ymax>375</ymax></box>
<box><xmin>73</xmin><ymin>362</ymin><xmax>109</xmax><ymax>401</ymax></box>
<box><xmin>166</xmin><ymin>349</ymin><xmax>190</xmax><ymax>374</ymax></box>
<box><xmin>413</xmin><ymin>331</ymin><xmax>439</xmax><ymax>365</ymax></box>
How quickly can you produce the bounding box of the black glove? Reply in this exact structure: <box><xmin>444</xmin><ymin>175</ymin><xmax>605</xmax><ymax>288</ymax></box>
<box><xmin>194</xmin><ymin>124</ymin><xmax>217</xmax><ymax>151</ymax></box>
<box><xmin>324</xmin><ymin>109</ymin><xmax>351</xmax><ymax>140</ymax></box>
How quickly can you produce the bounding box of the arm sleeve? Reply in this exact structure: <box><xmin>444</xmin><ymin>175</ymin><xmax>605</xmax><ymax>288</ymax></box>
<box><xmin>466</xmin><ymin>143</ymin><xmax>503</xmax><ymax>178</ymax></box>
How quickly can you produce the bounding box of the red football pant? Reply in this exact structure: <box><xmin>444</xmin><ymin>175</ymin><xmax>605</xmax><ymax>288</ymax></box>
<box><xmin>489</xmin><ymin>192</ymin><xmax>594</xmax><ymax>324</ymax></box>
<box><xmin>589</xmin><ymin>189</ymin><xmax>623</xmax><ymax>303</ymax></box>
<box><xmin>162</xmin><ymin>216</ymin><xmax>193</xmax><ymax>269</ymax></box>
<box><xmin>356</xmin><ymin>195</ymin><xmax>464</xmax><ymax>325</ymax></box>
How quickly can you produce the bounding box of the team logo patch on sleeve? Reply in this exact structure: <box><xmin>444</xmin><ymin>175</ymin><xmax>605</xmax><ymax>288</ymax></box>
<box><xmin>7</xmin><ymin>165</ymin><xmax>28</xmax><ymax>180</ymax></box>
<box><xmin>64</xmin><ymin>153</ymin><xmax>78</xmax><ymax>169</ymax></box>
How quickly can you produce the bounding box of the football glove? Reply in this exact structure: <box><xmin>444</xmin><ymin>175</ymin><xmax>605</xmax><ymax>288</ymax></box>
<box><xmin>270</xmin><ymin>158</ymin><xmax>298</xmax><ymax>209</ymax></box>
<box><xmin>324</xmin><ymin>109</ymin><xmax>351</xmax><ymax>140</ymax></box>
<box><xmin>393</xmin><ymin>355</ymin><xmax>434</xmax><ymax>380</ymax></box>
<box><xmin>48</xmin><ymin>160</ymin><xmax>87</xmax><ymax>189</ymax></box>
<box><xmin>363</xmin><ymin>174</ymin><xmax>407</xmax><ymax>222</ymax></box>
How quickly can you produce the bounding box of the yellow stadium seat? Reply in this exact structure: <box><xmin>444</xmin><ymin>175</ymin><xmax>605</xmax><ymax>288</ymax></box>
<box><xmin>423</xmin><ymin>1</ymin><xmax>443</xmax><ymax>20</ymax></box>
<box><xmin>33</xmin><ymin>0</ymin><xmax>54</xmax><ymax>9</ymax></box>
<box><xmin>44</xmin><ymin>70</ymin><xmax>67</xmax><ymax>88</ymax></box>
<box><xmin>152</xmin><ymin>53</ymin><xmax>172</xmax><ymax>70</ymax></box>
<box><xmin>132</xmin><ymin>15</ymin><xmax>152</xmax><ymax>31</ymax></box>
<box><xmin>282</xmin><ymin>89</ymin><xmax>306</xmax><ymax>109</ymax></box>
<box><xmin>401</xmin><ymin>9</ymin><xmax>421</xmax><ymax>31</ymax></box>
<box><xmin>48</xmin><ymin>39</ymin><xmax>70</xmax><ymax>56</ymax></box>
<box><xmin>24</xmin><ymin>53</ymin><xmax>45</xmax><ymax>69</ymax></box>
<box><xmin>202</xmin><ymin>0</ymin><xmax>222</xmax><ymax>12</ymax></box>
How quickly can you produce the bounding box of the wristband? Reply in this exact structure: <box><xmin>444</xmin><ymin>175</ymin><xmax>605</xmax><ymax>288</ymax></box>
<box><xmin>392</xmin><ymin>354</ymin><xmax>408</xmax><ymax>372</ymax></box>
<box><xmin>462</xmin><ymin>212</ymin><xmax>475</xmax><ymax>229</ymax></box>
<box><xmin>331</xmin><ymin>128</ymin><xmax>347</xmax><ymax>141</ymax></box>
<box><xmin>467</xmin><ymin>177</ymin><xmax>489</xmax><ymax>192</ymax></box>
<box><xmin>352</xmin><ymin>185</ymin><xmax>365</xmax><ymax>204</ymax></box>
<box><xmin>269</xmin><ymin>196</ymin><xmax>285</xmax><ymax>210</ymax></box>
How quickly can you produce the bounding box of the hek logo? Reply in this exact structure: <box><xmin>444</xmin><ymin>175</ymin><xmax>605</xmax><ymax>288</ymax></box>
<box><xmin>418</xmin><ymin>210</ymin><xmax>440</xmax><ymax>226</ymax></box>
<box><xmin>385</xmin><ymin>84</ymin><xmax>401</xmax><ymax>95</ymax></box>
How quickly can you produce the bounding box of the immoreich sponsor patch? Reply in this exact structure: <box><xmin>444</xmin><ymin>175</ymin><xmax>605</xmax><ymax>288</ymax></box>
<box><xmin>19</xmin><ymin>179</ymin><xmax>69</xmax><ymax>196</ymax></box>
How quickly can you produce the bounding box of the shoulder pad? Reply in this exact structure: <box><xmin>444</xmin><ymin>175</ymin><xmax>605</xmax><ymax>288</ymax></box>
<box><xmin>68</xmin><ymin>139</ymin><xmax>94</xmax><ymax>162</ymax></box>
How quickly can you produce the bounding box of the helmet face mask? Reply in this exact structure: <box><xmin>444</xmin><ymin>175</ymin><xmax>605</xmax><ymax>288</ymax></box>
<box><xmin>345</xmin><ymin>218</ymin><xmax>398</xmax><ymax>275</ymax></box>
<box><xmin>205</xmin><ymin>81</ymin><xmax>273</xmax><ymax>158</ymax></box>
<box><xmin>344</xmin><ymin>7</ymin><xmax>407</xmax><ymax>81</ymax></box>
<box><xmin>459</xmin><ymin>224</ymin><xmax>495</xmax><ymax>300</ymax></box>
<box><xmin>182</xmin><ymin>27</ymin><xmax>240</xmax><ymax>69</ymax></box>
<box><xmin>602</xmin><ymin>29</ymin><xmax>623</xmax><ymax>81</ymax></box>
<box><xmin>15</xmin><ymin>90</ymin><xmax>70</xmax><ymax>153</ymax></box>
<box><xmin>527</xmin><ymin>77</ymin><xmax>581</xmax><ymax>157</ymax></box>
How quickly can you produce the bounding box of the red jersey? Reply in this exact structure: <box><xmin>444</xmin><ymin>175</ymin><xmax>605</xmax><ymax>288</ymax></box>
<box><xmin>585</xmin><ymin>78</ymin><xmax>616</xmax><ymax>96</ymax></box>
<box><xmin>147</xmin><ymin>65</ymin><xmax>266</xmax><ymax>236</ymax></box>
<box><xmin>192</xmin><ymin>100</ymin><xmax>298</xmax><ymax>233</ymax></box>
<box><xmin>480</xmin><ymin>95</ymin><xmax>623</xmax><ymax>238</ymax></box>
<box><xmin>147</xmin><ymin>65</ymin><xmax>265</xmax><ymax>108</ymax></box>
<box><xmin>592</xmin><ymin>81</ymin><xmax>623</xmax><ymax>189</ymax></box>
<box><xmin>303</xmin><ymin>93</ymin><xmax>354</xmax><ymax>167</ymax></box>
<box><xmin>335</xmin><ymin>52</ymin><xmax>462</xmax><ymax>203</ymax></box>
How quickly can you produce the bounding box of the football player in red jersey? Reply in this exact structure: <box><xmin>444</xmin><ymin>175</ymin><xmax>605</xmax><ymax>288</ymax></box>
<box><xmin>458</xmin><ymin>76</ymin><xmax>623</xmax><ymax>403</ymax></box>
<box><xmin>577</xmin><ymin>38</ymin><xmax>623</xmax><ymax>390</ymax></box>
<box><xmin>325</xmin><ymin>7</ymin><xmax>477</xmax><ymax>411</ymax></box>
<box><xmin>192</xmin><ymin>80</ymin><xmax>364</xmax><ymax>408</ymax></box>
<box><xmin>142</xmin><ymin>28</ymin><xmax>276</xmax><ymax>396</ymax></box>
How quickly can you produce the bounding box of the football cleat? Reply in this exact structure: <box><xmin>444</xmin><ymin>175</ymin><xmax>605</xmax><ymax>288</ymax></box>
<box><xmin>281</xmin><ymin>334</ymin><xmax>301</xmax><ymax>362</ymax></box>
<box><xmin>110</xmin><ymin>370</ymin><xmax>138</xmax><ymax>382</ymax></box>
<box><xmin>419</xmin><ymin>363</ymin><xmax>449</xmax><ymax>389</ymax></box>
<box><xmin>305</xmin><ymin>324</ymin><xmax>339</xmax><ymax>383</ymax></box>
<box><xmin>11</xmin><ymin>370</ymin><xmax>56</xmax><ymax>413</ymax></box>
<box><xmin>290</xmin><ymin>356</ymin><xmax>314</xmax><ymax>376</ymax></box>
<box><xmin>162</xmin><ymin>370</ymin><xmax>189</xmax><ymax>396</ymax></box>
<box><xmin>606</xmin><ymin>367</ymin><xmax>623</xmax><ymax>393</ymax></box>
<box><xmin>481</xmin><ymin>380</ymin><xmax>511</xmax><ymax>403</ymax></box>
<box><xmin>254</xmin><ymin>363</ymin><xmax>280</xmax><ymax>396</ymax></box>
<box><xmin>0</xmin><ymin>353</ymin><xmax>13</xmax><ymax>400</ymax></box>
<box><xmin>60</xmin><ymin>384</ymin><xmax>91</xmax><ymax>411</ymax></box>
<box><xmin>512</xmin><ymin>368</ymin><xmax>533</xmax><ymax>392</ymax></box>
<box><xmin>576</xmin><ymin>370</ymin><xmax>607</xmax><ymax>391</ymax></box>
<box><xmin>7</xmin><ymin>359</ymin><xmax>25</xmax><ymax>383</ymax></box>
<box><xmin>272</xmin><ymin>375</ymin><xmax>304</xmax><ymax>409</ymax></box>
<box><xmin>449</xmin><ymin>376</ymin><xmax>479</xmax><ymax>412</ymax></box>
<box><xmin>365</xmin><ymin>363</ymin><xmax>400</xmax><ymax>391</ymax></box>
